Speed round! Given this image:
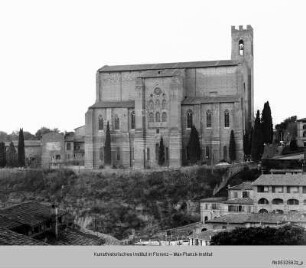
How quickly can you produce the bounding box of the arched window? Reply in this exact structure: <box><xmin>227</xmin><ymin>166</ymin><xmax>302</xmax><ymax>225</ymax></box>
<box><xmin>155</xmin><ymin>99</ymin><xmax>160</xmax><ymax>108</ymax></box>
<box><xmin>149</xmin><ymin>113</ymin><xmax>154</xmax><ymax>123</ymax></box>
<box><xmin>98</xmin><ymin>115</ymin><xmax>104</xmax><ymax>130</ymax></box>
<box><xmin>272</xmin><ymin>198</ymin><xmax>283</xmax><ymax>205</ymax></box>
<box><xmin>114</xmin><ymin>114</ymin><xmax>120</xmax><ymax>130</ymax></box>
<box><xmin>162</xmin><ymin>112</ymin><xmax>167</xmax><ymax>122</ymax></box>
<box><xmin>156</xmin><ymin>112</ymin><xmax>160</xmax><ymax>122</ymax></box>
<box><xmin>224</xmin><ymin>110</ymin><xmax>230</xmax><ymax>127</ymax></box>
<box><xmin>187</xmin><ymin>110</ymin><xmax>193</xmax><ymax>128</ymax></box>
<box><xmin>287</xmin><ymin>199</ymin><xmax>299</xmax><ymax>205</ymax></box>
<box><xmin>149</xmin><ymin>100</ymin><xmax>154</xmax><ymax>110</ymax></box>
<box><xmin>223</xmin><ymin>146</ymin><xmax>227</xmax><ymax>160</ymax></box>
<box><xmin>206</xmin><ymin>110</ymin><xmax>212</xmax><ymax>128</ymax></box>
<box><xmin>303</xmin><ymin>125</ymin><xmax>306</xmax><ymax>130</ymax></box>
<box><xmin>258</xmin><ymin>209</ymin><xmax>268</xmax><ymax>214</ymax></box>
<box><xmin>131</xmin><ymin>111</ymin><xmax>135</xmax><ymax>129</ymax></box>
<box><xmin>239</xmin><ymin>40</ymin><xmax>244</xmax><ymax>56</ymax></box>
<box><xmin>162</xmin><ymin>99</ymin><xmax>167</xmax><ymax>109</ymax></box>
<box><xmin>258</xmin><ymin>198</ymin><xmax>269</xmax><ymax>205</ymax></box>
<box><xmin>205</xmin><ymin>146</ymin><xmax>210</xmax><ymax>159</ymax></box>
<box><xmin>303</xmin><ymin>131</ymin><xmax>306</xmax><ymax>137</ymax></box>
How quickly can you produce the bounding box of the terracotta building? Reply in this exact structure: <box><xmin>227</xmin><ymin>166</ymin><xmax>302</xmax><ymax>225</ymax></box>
<box><xmin>85</xmin><ymin>25</ymin><xmax>254</xmax><ymax>169</ymax></box>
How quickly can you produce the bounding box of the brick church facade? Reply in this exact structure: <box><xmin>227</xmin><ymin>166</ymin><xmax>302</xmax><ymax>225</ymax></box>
<box><xmin>85</xmin><ymin>25</ymin><xmax>254</xmax><ymax>169</ymax></box>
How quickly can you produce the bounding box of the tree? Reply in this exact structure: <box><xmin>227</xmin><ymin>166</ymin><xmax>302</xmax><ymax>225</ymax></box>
<box><xmin>275</xmin><ymin>116</ymin><xmax>297</xmax><ymax>144</ymax></box>
<box><xmin>35</xmin><ymin>127</ymin><xmax>60</xmax><ymax>139</ymax></box>
<box><xmin>211</xmin><ymin>225</ymin><xmax>306</xmax><ymax>245</ymax></box>
<box><xmin>0</xmin><ymin>131</ymin><xmax>9</xmax><ymax>142</ymax></box>
<box><xmin>0</xmin><ymin>142</ymin><xmax>6</xmax><ymax>167</ymax></box>
<box><xmin>18</xmin><ymin>128</ymin><xmax>25</xmax><ymax>167</ymax></box>
<box><xmin>251</xmin><ymin>110</ymin><xmax>264</xmax><ymax>161</ymax></box>
<box><xmin>243</xmin><ymin>128</ymin><xmax>252</xmax><ymax>158</ymax></box>
<box><xmin>158</xmin><ymin>137</ymin><xmax>165</xmax><ymax>166</ymax></box>
<box><xmin>104</xmin><ymin>121</ymin><xmax>111</xmax><ymax>166</ymax></box>
<box><xmin>6</xmin><ymin>141</ymin><xmax>17</xmax><ymax>167</ymax></box>
<box><xmin>187</xmin><ymin>125</ymin><xmax>201</xmax><ymax>164</ymax></box>
<box><xmin>229</xmin><ymin>130</ymin><xmax>236</xmax><ymax>163</ymax></box>
<box><xmin>261</xmin><ymin>101</ymin><xmax>273</xmax><ymax>144</ymax></box>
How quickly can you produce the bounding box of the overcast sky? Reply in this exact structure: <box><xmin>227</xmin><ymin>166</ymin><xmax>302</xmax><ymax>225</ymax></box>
<box><xmin>0</xmin><ymin>0</ymin><xmax>305</xmax><ymax>134</ymax></box>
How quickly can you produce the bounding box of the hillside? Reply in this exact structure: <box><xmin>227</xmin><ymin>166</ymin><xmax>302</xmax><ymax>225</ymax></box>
<box><xmin>0</xmin><ymin>166</ymin><xmax>229</xmax><ymax>240</ymax></box>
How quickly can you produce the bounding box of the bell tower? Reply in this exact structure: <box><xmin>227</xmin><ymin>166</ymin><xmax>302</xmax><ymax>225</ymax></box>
<box><xmin>231</xmin><ymin>25</ymin><xmax>254</xmax><ymax>130</ymax></box>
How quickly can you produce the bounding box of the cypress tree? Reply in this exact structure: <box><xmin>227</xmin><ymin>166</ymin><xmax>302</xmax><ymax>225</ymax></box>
<box><xmin>104</xmin><ymin>121</ymin><xmax>112</xmax><ymax>166</ymax></box>
<box><xmin>251</xmin><ymin>110</ymin><xmax>264</xmax><ymax>161</ymax></box>
<box><xmin>18</xmin><ymin>128</ymin><xmax>25</xmax><ymax>167</ymax></box>
<box><xmin>187</xmin><ymin>125</ymin><xmax>201</xmax><ymax>164</ymax></box>
<box><xmin>261</xmin><ymin>101</ymin><xmax>273</xmax><ymax>144</ymax></box>
<box><xmin>158</xmin><ymin>137</ymin><xmax>165</xmax><ymax>166</ymax></box>
<box><xmin>0</xmin><ymin>142</ymin><xmax>6</xmax><ymax>167</ymax></box>
<box><xmin>243</xmin><ymin>128</ymin><xmax>253</xmax><ymax>159</ymax></box>
<box><xmin>6</xmin><ymin>141</ymin><xmax>17</xmax><ymax>167</ymax></box>
<box><xmin>229</xmin><ymin>130</ymin><xmax>236</xmax><ymax>163</ymax></box>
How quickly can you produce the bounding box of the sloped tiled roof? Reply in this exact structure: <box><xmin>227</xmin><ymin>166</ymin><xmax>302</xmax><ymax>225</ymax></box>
<box><xmin>189</xmin><ymin>229</ymin><xmax>224</xmax><ymax>240</ymax></box>
<box><xmin>0</xmin><ymin>227</ymin><xmax>47</xmax><ymax>245</ymax></box>
<box><xmin>229</xmin><ymin>181</ymin><xmax>253</xmax><ymax>190</ymax></box>
<box><xmin>252</xmin><ymin>174</ymin><xmax>306</xmax><ymax>186</ymax></box>
<box><xmin>181</xmin><ymin>96</ymin><xmax>240</xmax><ymax>105</ymax></box>
<box><xmin>200</xmin><ymin>197</ymin><xmax>227</xmax><ymax>203</ymax></box>
<box><xmin>0</xmin><ymin>215</ymin><xmax>23</xmax><ymax>230</ymax></box>
<box><xmin>55</xmin><ymin>228</ymin><xmax>105</xmax><ymax>245</ymax></box>
<box><xmin>0</xmin><ymin>202</ymin><xmax>65</xmax><ymax>227</ymax></box>
<box><xmin>98</xmin><ymin>60</ymin><xmax>239</xmax><ymax>73</ymax></box>
<box><xmin>90</xmin><ymin>101</ymin><xmax>135</xmax><ymax>109</ymax></box>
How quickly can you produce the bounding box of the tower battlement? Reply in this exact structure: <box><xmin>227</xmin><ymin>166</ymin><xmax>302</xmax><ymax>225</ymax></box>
<box><xmin>231</xmin><ymin>25</ymin><xmax>253</xmax><ymax>32</ymax></box>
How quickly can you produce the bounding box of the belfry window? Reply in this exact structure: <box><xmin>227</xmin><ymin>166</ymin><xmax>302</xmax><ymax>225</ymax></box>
<box><xmin>187</xmin><ymin>110</ymin><xmax>193</xmax><ymax>129</ymax></box>
<box><xmin>98</xmin><ymin>115</ymin><xmax>104</xmax><ymax>130</ymax></box>
<box><xmin>206</xmin><ymin>110</ymin><xmax>212</xmax><ymax>128</ymax></box>
<box><xmin>239</xmin><ymin>40</ymin><xmax>244</xmax><ymax>56</ymax></box>
<box><xmin>114</xmin><ymin>114</ymin><xmax>120</xmax><ymax>130</ymax></box>
<box><xmin>131</xmin><ymin>111</ymin><xmax>135</xmax><ymax>129</ymax></box>
<box><xmin>156</xmin><ymin>112</ymin><xmax>160</xmax><ymax>122</ymax></box>
<box><xmin>224</xmin><ymin>110</ymin><xmax>230</xmax><ymax>127</ymax></box>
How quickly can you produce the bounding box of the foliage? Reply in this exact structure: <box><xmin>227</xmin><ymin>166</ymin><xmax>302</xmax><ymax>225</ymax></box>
<box><xmin>229</xmin><ymin>130</ymin><xmax>236</xmax><ymax>163</ymax></box>
<box><xmin>251</xmin><ymin>110</ymin><xmax>263</xmax><ymax>161</ymax></box>
<box><xmin>104</xmin><ymin>121</ymin><xmax>111</xmax><ymax>166</ymax></box>
<box><xmin>158</xmin><ymin>137</ymin><xmax>165</xmax><ymax>166</ymax></box>
<box><xmin>275</xmin><ymin>116</ymin><xmax>297</xmax><ymax>144</ymax></box>
<box><xmin>0</xmin><ymin>142</ymin><xmax>6</xmax><ymax>167</ymax></box>
<box><xmin>261</xmin><ymin>101</ymin><xmax>273</xmax><ymax>144</ymax></box>
<box><xmin>35</xmin><ymin>127</ymin><xmax>60</xmax><ymax>139</ymax></box>
<box><xmin>18</xmin><ymin>128</ymin><xmax>25</xmax><ymax>167</ymax></box>
<box><xmin>243</xmin><ymin>128</ymin><xmax>252</xmax><ymax>158</ymax></box>
<box><xmin>289</xmin><ymin>139</ymin><xmax>298</xmax><ymax>151</ymax></box>
<box><xmin>6</xmin><ymin>142</ymin><xmax>18</xmax><ymax>167</ymax></box>
<box><xmin>187</xmin><ymin>125</ymin><xmax>201</xmax><ymax>164</ymax></box>
<box><xmin>211</xmin><ymin>225</ymin><xmax>306</xmax><ymax>245</ymax></box>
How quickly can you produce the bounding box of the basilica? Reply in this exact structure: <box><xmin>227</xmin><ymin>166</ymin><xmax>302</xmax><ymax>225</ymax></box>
<box><xmin>84</xmin><ymin>25</ymin><xmax>254</xmax><ymax>169</ymax></box>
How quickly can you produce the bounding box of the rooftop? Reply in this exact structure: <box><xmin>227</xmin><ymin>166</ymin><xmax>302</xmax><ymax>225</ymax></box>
<box><xmin>252</xmin><ymin>174</ymin><xmax>306</xmax><ymax>186</ymax></box>
<box><xmin>90</xmin><ymin>100</ymin><xmax>135</xmax><ymax>109</ymax></box>
<box><xmin>229</xmin><ymin>181</ymin><xmax>253</xmax><ymax>191</ymax></box>
<box><xmin>0</xmin><ymin>202</ymin><xmax>65</xmax><ymax>227</ymax></box>
<box><xmin>98</xmin><ymin>60</ymin><xmax>239</xmax><ymax>73</ymax></box>
<box><xmin>0</xmin><ymin>227</ymin><xmax>47</xmax><ymax>245</ymax></box>
<box><xmin>200</xmin><ymin>197</ymin><xmax>227</xmax><ymax>203</ymax></box>
<box><xmin>54</xmin><ymin>228</ymin><xmax>105</xmax><ymax>245</ymax></box>
<box><xmin>189</xmin><ymin>229</ymin><xmax>223</xmax><ymax>240</ymax></box>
